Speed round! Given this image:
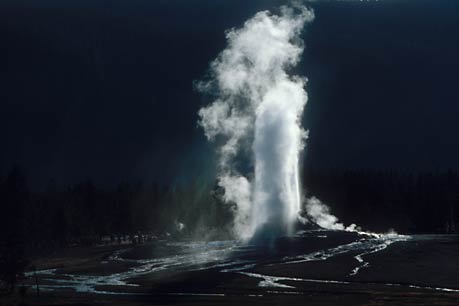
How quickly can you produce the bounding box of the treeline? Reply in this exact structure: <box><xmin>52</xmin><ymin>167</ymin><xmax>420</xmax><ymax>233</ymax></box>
<box><xmin>305</xmin><ymin>168</ymin><xmax>459</xmax><ymax>234</ymax></box>
<box><xmin>0</xmin><ymin>166</ymin><xmax>234</xmax><ymax>254</ymax></box>
<box><xmin>2</xmin><ymin>166</ymin><xmax>459</xmax><ymax>254</ymax></box>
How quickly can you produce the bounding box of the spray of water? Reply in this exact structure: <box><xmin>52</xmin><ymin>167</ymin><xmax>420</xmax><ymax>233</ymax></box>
<box><xmin>198</xmin><ymin>4</ymin><xmax>314</xmax><ymax>241</ymax></box>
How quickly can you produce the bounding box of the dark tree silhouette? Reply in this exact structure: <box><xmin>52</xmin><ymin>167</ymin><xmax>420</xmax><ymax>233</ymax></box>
<box><xmin>0</xmin><ymin>165</ymin><xmax>29</xmax><ymax>295</ymax></box>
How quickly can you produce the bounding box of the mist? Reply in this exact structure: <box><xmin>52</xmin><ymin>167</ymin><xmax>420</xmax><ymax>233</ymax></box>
<box><xmin>198</xmin><ymin>4</ymin><xmax>314</xmax><ymax>241</ymax></box>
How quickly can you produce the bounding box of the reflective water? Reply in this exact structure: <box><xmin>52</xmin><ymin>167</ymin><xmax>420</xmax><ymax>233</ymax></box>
<box><xmin>25</xmin><ymin>230</ymin><xmax>459</xmax><ymax>295</ymax></box>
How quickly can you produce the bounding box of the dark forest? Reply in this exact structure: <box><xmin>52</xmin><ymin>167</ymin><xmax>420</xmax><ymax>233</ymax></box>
<box><xmin>2</xmin><ymin>165</ymin><xmax>458</xmax><ymax>277</ymax></box>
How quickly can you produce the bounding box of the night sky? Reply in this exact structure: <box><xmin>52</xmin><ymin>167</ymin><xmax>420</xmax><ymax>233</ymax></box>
<box><xmin>1</xmin><ymin>0</ymin><xmax>459</xmax><ymax>189</ymax></box>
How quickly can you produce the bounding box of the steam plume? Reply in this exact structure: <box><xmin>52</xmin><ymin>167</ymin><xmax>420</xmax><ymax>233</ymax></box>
<box><xmin>305</xmin><ymin>197</ymin><xmax>358</xmax><ymax>231</ymax></box>
<box><xmin>198</xmin><ymin>4</ymin><xmax>314</xmax><ymax>241</ymax></box>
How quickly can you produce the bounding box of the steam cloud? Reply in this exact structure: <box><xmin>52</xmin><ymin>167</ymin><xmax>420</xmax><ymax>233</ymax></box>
<box><xmin>198</xmin><ymin>4</ymin><xmax>314</xmax><ymax>241</ymax></box>
<box><xmin>305</xmin><ymin>197</ymin><xmax>358</xmax><ymax>231</ymax></box>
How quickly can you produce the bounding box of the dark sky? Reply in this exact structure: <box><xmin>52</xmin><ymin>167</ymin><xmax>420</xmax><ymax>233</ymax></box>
<box><xmin>1</xmin><ymin>0</ymin><xmax>459</xmax><ymax>189</ymax></box>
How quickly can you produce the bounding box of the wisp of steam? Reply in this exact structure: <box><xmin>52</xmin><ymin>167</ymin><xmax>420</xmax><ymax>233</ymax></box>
<box><xmin>198</xmin><ymin>4</ymin><xmax>314</xmax><ymax>242</ymax></box>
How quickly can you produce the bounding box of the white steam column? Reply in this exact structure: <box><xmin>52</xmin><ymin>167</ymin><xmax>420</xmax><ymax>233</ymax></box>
<box><xmin>198</xmin><ymin>5</ymin><xmax>314</xmax><ymax>242</ymax></box>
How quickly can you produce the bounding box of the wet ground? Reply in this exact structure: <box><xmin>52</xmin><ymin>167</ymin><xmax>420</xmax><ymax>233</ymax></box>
<box><xmin>21</xmin><ymin>230</ymin><xmax>459</xmax><ymax>305</ymax></box>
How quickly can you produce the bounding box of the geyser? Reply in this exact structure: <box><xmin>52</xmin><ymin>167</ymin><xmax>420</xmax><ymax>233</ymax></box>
<box><xmin>198</xmin><ymin>4</ymin><xmax>314</xmax><ymax>241</ymax></box>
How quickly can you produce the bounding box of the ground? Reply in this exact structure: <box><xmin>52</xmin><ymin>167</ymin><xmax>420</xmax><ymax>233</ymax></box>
<box><xmin>3</xmin><ymin>231</ymin><xmax>459</xmax><ymax>306</ymax></box>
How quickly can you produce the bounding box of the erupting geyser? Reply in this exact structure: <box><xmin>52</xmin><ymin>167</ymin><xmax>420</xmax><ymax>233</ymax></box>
<box><xmin>198</xmin><ymin>4</ymin><xmax>314</xmax><ymax>242</ymax></box>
